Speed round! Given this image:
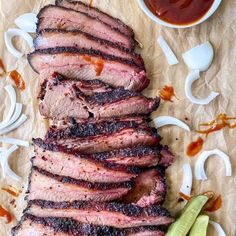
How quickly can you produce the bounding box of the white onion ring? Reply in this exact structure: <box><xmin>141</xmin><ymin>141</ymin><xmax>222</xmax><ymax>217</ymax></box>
<box><xmin>209</xmin><ymin>221</ymin><xmax>226</xmax><ymax>236</ymax></box>
<box><xmin>0</xmin><ymin>114</ymin><xmax>27</xmax><ymax>135</ymax></box>
<box><xmin>153</xmin><ymin>116</ymin><xmax>190</xmax><ymax>131</ymax></box>
<box><xmin>0</xmin><ymin>137</ymin><xmax>29</xmax><ymax>147</ymax></box>
<box><xmin>0</xmin><ymin>145</ymin><xmax>21</xmax><ymax>181</ymax></box>
<box><xmin>0</xmin><ymin>103</ymin><xmax>22</xmax><ymax>130</ymax></box>
<box><xmin>157</xmin><ymin>36</ymin><xmax>179</xmax><ymax>65</ymax></box>
<box><xmin>180</xmin><ymin>163</ymin><xmax>192</xmax><ymax>197</ymax></box>
<box><xmin>185</xmin><ymin>70</ymin><xmax>219</xmax><ymax>105</ymax></box>
<box><xmin>182</xmin><ymin>42</ymin><xmax>214</xmax><ymax>72</ymax></box>
<box><xmin>195</xmin><ymin>149</ymin><xmax>232</xmax><ymax>180</ymax></box>
<box><xmin>4</xmin><ymin>28</ymin><xmax>33</xmax><ymax>58</ymax></box>
<box><xmin>0</xmin><ymin>85</ymin><xmax>16</xmax><ymax>126</ymax></box>
<box><xmin>14</xmin><ymin>13</ymin><xmax>37</xmax><ymax>33</ymax></box>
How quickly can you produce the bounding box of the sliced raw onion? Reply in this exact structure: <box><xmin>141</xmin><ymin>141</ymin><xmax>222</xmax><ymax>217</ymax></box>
<box><xmin>185</xmin><ymin>70</ymin><xmax>219</xmax><ymax>105</ymax></box>
<box><xmin>0</xmin><ymin>145</ymin><xmax>21</xmax><ymax>181</ymax></box>
<box><xmin>14</xmin><ymin>13</ymin><xmax>37</xmax><ymax>33</ymax></box>
<box><xmin>180</xmin><ymin>163</ymin><xmax>192</xmax><ymax>198</ymax></box>
<box><xmin>209</xmin><ymin>221</ymin><xmax>226</xmax><ymax>236</ymax></box>
<box><xmin>195</xmin><ymin>149</ymin><xmax>232</xmax><ymax>180</ymax></box>
<box><xmin>0</xmin><ymin>114</ymin><xmax>27</xmax><ymax>135</ymax></box>
<box><xmin>182</xmin><ymin>42</ymin><xmax>214</xmax><ymax>71</ymax></box>
<box><xmin>153</xmin><ymin>116</ymin><xmax>190</xmax><ymax>131</ymax></box>
<box><xmin>0</xmin><ymin>137</ymin><xmax>29</xmax><ymax>147</ymax></box>
<box><xmin>0</xmin><ymin>85</ymin><xmax>16</xmax><ymax>126</ymax></box>
<box><xmin>4</xmin><ymin>28</ymin><xmax>33</xmax><ymax>58</ymax></box>
<box><xmin>157</xmin><ymin>36</ymin><xmax>179</xmax><ymax>65</ymax></box>
<box><xmin>0</xmin><ymin>103</ymin><xmax>22</xmax><ymax>130</ymax></box>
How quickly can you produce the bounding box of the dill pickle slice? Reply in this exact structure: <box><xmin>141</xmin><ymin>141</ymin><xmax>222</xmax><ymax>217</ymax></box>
<box><xmin>166</xmin><ymin>195</ymin><xmax>209</xmax><ymax>236</ymax></box>
<box><xmin>189</xmin><ymin>215</ymin><xmax>209</xmax><ymax>236</ymax></box>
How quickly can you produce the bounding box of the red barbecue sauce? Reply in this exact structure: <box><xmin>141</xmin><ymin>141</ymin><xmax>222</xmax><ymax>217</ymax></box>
<box><xmin>144</xmin><ymin>0</ymin><xmax>214</xmax><ymax>26</ymax></box>
<box><xmin>83</xmin><ymin>55</ymin><xmax>104</xmax><ymax>76</ymax></box>
<box><xmin>159</xmin><ymin>85</ymin><xmax>175</xmax><ymax>102</ymax></box>
<box><xmin>0</xmin><ymin>205</ymin><xmax>13</xmax><ymax>224</ymax></box>
<box><xmin>0</xmin><ymin>59</ymin><xmax>6</xmax><ymax>76</ymax></box>
<box><xmin>186</xmin><ymin>137</ymin><xmax>204</xmax><ymax>157</ymax></box>
<box><xmin>205</xmin><ymin>194</ymin><xmax>222</xmax><ymax>212</ymax></box>
<box><xmin>197</xmin><ymin>114</ymin><xmax>236</xmax><ymax>136</ymax></box>
<box><xmin>8</xmin><ymin>70</ymin><xmax>25</xmax><ymax>91</ymax></box>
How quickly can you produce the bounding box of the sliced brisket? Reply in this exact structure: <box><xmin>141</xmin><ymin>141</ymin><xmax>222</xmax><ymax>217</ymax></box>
<box><xmin>26</xmin><ymin>200</ymin><xmax>173</xmax><ymax>228</ymax></box>
<box><xmin>27</xmin><ymin>167</ymin><xmax>132</xmax><ymax>202</ymax></box>
<box><xmin>34</xmin><ymin>29</ymin><xmax>143</xmax><ymax>68</ymax></box>
<box><xmin>122</xmin><ymin>168</ymin><xmax>167</xmax><ymax>207</ymax></box>
<box><xmin>44</xmin><ymin>119</ymin><xmax>161</xmax><ymax>153</ymax></box>
<box><xmin>12</xmin><ymin>214</ymin><xmax>166</xmax><ymax>236</ymax></box>
<box><xmin>33</xmin><ymin>139</ymin><xmax>138</xmax><ymax>183</ymax></box>
<box><xmin>39</xmin><ymin>74</ymin><xmax>159</xmax><ymax>119</ymax></box>
<box><xmin>28</xmin><ymin>47</ymin><xmax>149</xmax><ymax>92</ymax></box>
<box><xmin>55</xmin><ymin>0</ymin><xmax>134</xmax><ymax>38</ymax></box>
<box><xmin>37</xmin><ymin>5</ymin><xmax>134</xmax><ymax>50</ymax></box>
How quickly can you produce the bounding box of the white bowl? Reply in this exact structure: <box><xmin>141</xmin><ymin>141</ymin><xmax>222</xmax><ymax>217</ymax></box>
<box><xmin>137</xmin><ymin>0</ymin><xmax>222</xmax><ymax>28</ymax></box>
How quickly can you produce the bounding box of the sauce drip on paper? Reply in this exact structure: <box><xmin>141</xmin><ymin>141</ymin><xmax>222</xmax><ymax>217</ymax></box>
<box><xmin>159</xmin><ymin>85</ymin><xmax>176</xmax><ymax>101</ymax></box>
<box><xmin>0</xmin><ymin>205</ymin><xmax>13</xmax><ymax>224</ymax></box>
<box><xmin>144</xmin><ymin>0</ymin><xmax>214</xmax><ymax>26</ymax></box>
<box><xmin>8</xmin><ymin>70</ymin><xmax>26</xmax><ymax>91</ymax></box>
<box><xmin>83</xmin><ymin>55</ymin><xmax>104</xmax><ymax>76</ymax></box>
<box><xmin>205</xmin><ymin>194</ymin><xmax>222</xmax><ymax>212</ymax></box>
<box><xmin>197</xmin><ymin>113</ymin><xmax>236</xmax><ymax>136</ymax></box>
<box><xmin>2</xmin><ymin>187</ymin><xmax>21</xmax><ymax>197</ymax></box>
<box><xmin>186</xmin><ymin>137</ymin><xmax>204</xmax><ymax>157</ymax></box>
<box><xmin>0</xmin><ymin>59</ymin><xmax>6</xmax><ymax>76</ymax></box>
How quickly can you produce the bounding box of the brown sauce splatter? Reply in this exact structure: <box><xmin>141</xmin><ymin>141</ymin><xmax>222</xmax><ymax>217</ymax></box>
<box><xmin>0</xmin><ymin>205</ymin><xmax>13</xmax><ymax>224</ymax></box>
<box><xmin>89</xmin><ymin>0</ymin><xmax>93</xmax><ymax>7</ymax></box>
<box><xmin>83</xmin><ymin>55</ymin><xmax>104</xmax><ymax>76</ymax></box>
<box><xmin>186</xmin><ymin>137</ymin><xmax>204</xmax><ymax>157</ymax></box>
<box><xmin>179</xmin><ymin>192</ymin><xmax>191</xmax><ymax>201</ymax></box>
<box><xmin>205</xmin><ymin>194</ymin><xmax>222</xmax><ymax>212</ymax></box>
<box><xmin>197</xmin><ymin>114</ymin><xmax>236</xmax><ymax>136</ymax></box>
<box><xmin>0</xmin><ymin>59</ymin><xmax>6</xmax><ymax>76</ymax></box>
<box><xmin>8</xmin><ymin>70</ymin><xmax>25</xmax><ymax>91</ymax></box>
<box><xmin>159</xmin><ymin>85</ymin><xmax>176</xmax><ymax>101</ymax></box>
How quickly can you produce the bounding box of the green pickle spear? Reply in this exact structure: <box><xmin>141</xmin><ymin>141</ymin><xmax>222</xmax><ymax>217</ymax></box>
<box><xmin>167</xmin><ymin>195</ymin><xmax>209</xmax><ymax>236</ymax></box>
<box><xmin>189</xmin><ymin>215</ymin><xmax>209</xmax><ymax>236</ymax></box>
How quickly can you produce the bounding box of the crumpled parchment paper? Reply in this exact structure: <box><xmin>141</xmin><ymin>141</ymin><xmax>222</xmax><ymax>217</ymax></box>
<box><xmin>0</xmin><ymin>0</ymin><xmax>235</xmax><ymax>235</ymax></box>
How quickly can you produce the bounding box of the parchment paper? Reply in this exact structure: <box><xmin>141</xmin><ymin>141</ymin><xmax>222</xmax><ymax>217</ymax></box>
<box><xmin>0</xmin><ymin>0</ymin><xmax>235</xmax><ymax>235</ymax></box>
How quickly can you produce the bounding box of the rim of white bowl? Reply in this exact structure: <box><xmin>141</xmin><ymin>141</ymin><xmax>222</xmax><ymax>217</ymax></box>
<box><xmin>137</xmin><ymin>0</ymin><xmax>222</xmax><ymax>29</ymax></box>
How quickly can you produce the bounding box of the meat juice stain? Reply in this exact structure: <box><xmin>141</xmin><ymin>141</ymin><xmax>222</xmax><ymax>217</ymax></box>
<box><xmin>197</xmin><ymin>113</ymin><xmax>236</xmax><ymax>136</ymax></box>
<box><xmin>0</xmin><ymin>59</ymin><xmax>6</xmax><ymax>76</ymax></box>
<box><xmin>2</xmin><ymin>187</ymin><xmax>21</xmax><ymax>197</ymax></box>
<box><xmin>0</xmin><ymin>205</ymin><xmax>13</xmax><ymax>224</ymax></box>
<box><xmin>159</xmin><ymin>85</ymin><xmax>175</xmax><ymax>102</ymax></box>
<box><xmin>8</xmin><ymin>70</ymin><xmax>26</xmax><ymax>91</ymax></box>
<box><xmin>186</xmin><ymin>137</ymin><xmax>204</xmax><ymax>157</ymax></box>
<box><xmin>144</xmin><ymin>0</ymin><xmax>214</xmax><ymax>26</ymax></box>
<box><xmin>205</xmin><ymin>194</ymin><xmax>222</xmax><ymax>212</ymax></box>
<box><xmin>83</xmin><ymin>55</ymin><xmax>104</xmax><ymax>76</ymax></box>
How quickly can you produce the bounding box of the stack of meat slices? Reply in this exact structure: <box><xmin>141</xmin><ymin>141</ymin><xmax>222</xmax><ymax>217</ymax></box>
<box><xmin>12</xmin><ymin>1</ymin><xmax>175</xmax><ymax>235</ymax></box>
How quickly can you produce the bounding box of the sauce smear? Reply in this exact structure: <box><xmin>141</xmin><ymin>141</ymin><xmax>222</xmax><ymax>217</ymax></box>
<box><xmin>144</xmin><ymin>0</ymin><xmax>214</xmax><ymax>26</ymax></box>
<box><xmin>83</xmin><ymin>55</ymin><xmax>104</xmax><ymax>76</ymax></box>
<box><xmin>89</xmin><ymin>0</ymin><xmax>93</xmax><ymax>7</ymax></box>
<box><xmin>2</xmin><ymin>187</ymin><xmax>20</xmax><ymax>197</ymax></box>
<box><xmin>179</xmin><ymin>192</ymin><xmax>191</xmax><ymax>201</ymax></box>
<box><xmin>186</xmin><ymin>137</ymin><xmax>204</xmax><ymax>157</ymax></box>
<box><xmin>159</xmin><ymin>85</ymin><xmax>175</xmax><ymax>101</ymax></box>
<box><xmin>205</xmin><ymin>194</ymin><xmax>222</xmax><ymax>212</ymax></box>
<box><xmin>197</xmin><ymin>113</ymin><xmax>236</xmax><ymax>136</ymax></box>
<box><xmin>0</xmin><ymin>59</ymin><xmax>6</xmax><ymax>76</ymax></box>
<box><xmin>0</xmin><ymin>205</ymin><xmax>13</xmax><ymax>224</ymax></box>
<box><xmin>8</xmin><ymin>70</ymin><xmax>26</xmax><ymax>91</ymax></box>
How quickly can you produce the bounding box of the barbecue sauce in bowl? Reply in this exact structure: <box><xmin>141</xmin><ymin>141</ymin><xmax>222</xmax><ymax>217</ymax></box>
<box><xmin>144</xmin><ymin>0</ymin><xmax>214</xmax><ymax>26</ymax></box>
